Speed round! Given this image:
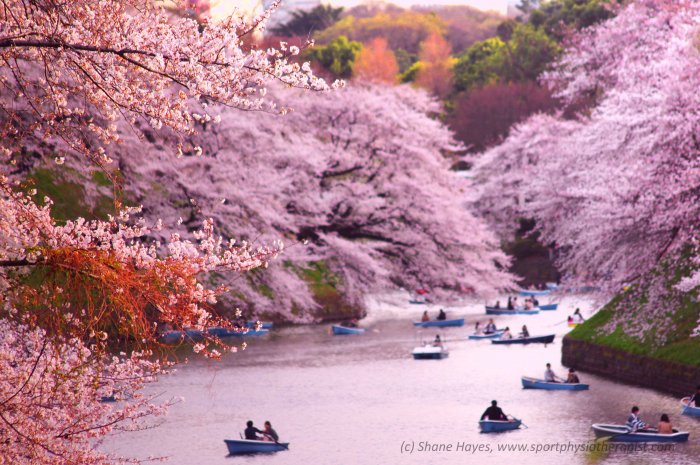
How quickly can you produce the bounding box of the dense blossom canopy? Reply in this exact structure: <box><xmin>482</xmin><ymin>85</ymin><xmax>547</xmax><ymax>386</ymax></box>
<box><xmin>474</xmin><ymin>0</ymin><xmax>700</xmax><ymax>296</ymax></box>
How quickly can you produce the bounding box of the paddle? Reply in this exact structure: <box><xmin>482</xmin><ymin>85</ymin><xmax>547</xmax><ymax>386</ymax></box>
<box><xmin>508</xmin><ymin>415</ymin><xmax>528</xmax><ymax>429</ymax></box>
<box><xmin>595</xmin><ymin>426</ymin><xmax>634</xmax><ymax>443</ymax></box>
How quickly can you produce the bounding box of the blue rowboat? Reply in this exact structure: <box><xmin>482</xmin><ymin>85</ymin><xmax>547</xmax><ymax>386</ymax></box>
<box><xmin>681</xmin><ymin>397</ymin><xmax>700</xmax><ymax>416</ymax></box>
<box><xmin>538</xmin><ymin>303</ymin><xmax>558</xmax><ymax>311</ymax></box>
<box><xmin>412</xmin><ymin>344</ymin><xmax>449</xmax><ymax>360</ymax></box>
<box><xmin>409</xmin><ymin>299</ymin><xmax>427</xmax><ymax>305</ymax></box>
<box><xmin>591</xmin><ymin>424</ymin><xmax>689</xmax><ymax>443</ymax></box>
<box><xmin>224</xmin><ymin>439</ymin><xmax>289</xmax><ymax>455</ymax></box>
<box><xmin>468</xmin><ymin>331</ymin><xmax>504</xmax><ymax>340</ymax></box>
<box><xmin>479</xmin><ymin>419</ymin><xmax>522</xmax><ymax>433</ymax></box>
<box><xmin>492</xmin><ymin>334</ymin><xmax>555</xmax><ymax>345</ymax></box>
<box><xmin>246</xmin><ymin>321</ymin><xmax>273</xmax><ymax>329</ymax></box>
<box><xmin>413</xmin><ymin>318</ymin><xmax>464</xmax><ymax>328</ymax></box>
<box><xmin>521</xmin><ymin>376</ymin><xmax>589</xmax><ymax>390</ymax></box>
<box><xmin>207</xmin><ymin>327</ymin><xmax>269</xmax><ymax>337</ymax></box>
<box><xmin>159</xmin><ymin>329</ymin><xmax>205</xmax><ymax>344</ymax></box>
<box><xmin>485</xmin><ymin>307</ymin><xmax>539</xmax><ymax>315</ymax></box>
<box><xmin>519</xmin><ymin>289</ymin><xmax>551</xmax><ymax>297</ymax></box>
<box><xmin>332</xmin><ymin>325</ymin><xmax>366</xmax><ymax>335</ymax></box>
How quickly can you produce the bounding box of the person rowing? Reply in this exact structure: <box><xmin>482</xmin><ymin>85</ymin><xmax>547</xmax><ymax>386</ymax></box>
<box><xmin>474</xmin><ymin>321</ymin><xmax>482</xmax><ymax>335</ymax></box>
<box><xmin>484</xmin><ymin>319</ymin><xmax>497</xmax><ymax>334</ymax></box>
<box><xmin>519</xmin><ymin>325</ymin><xmax>530</xmax><ymax>338</ymax></box>
<box><xmin>481</xmin><ymin>400</ymin><xmax>508</xmax><ymax>421</ymax></box>
<box><xmin>544</xmin><ymin>363</ymin><xmax>562</xmax><ymax>383</ymax></box>
<box><xmin>626</xmin><ymin>406</ymin><xmax>648</xmax><ymax>432</ymax></box>
<box><xmin>500</xmin><ymin>327</ymin><xmax>512</xmax><ymax>340</ymax></box>
<box><xmin>244</xmin><ymin>420</ymin><xmax>263</xmax><ymax>440</ymax></box>
<box><xmin>437</xmin><ymin>309</ymin><xmax>447</xmax><ymax>321</ymax></box>
<box><xmin>687</xmin><ymin>385</ymin><xmax>700</xmax><ymax>407</ymax></box>
<box><xmin>573</xmin><ymin>308</ymin><xmax>585</xmax><ymax>323</ymax></box>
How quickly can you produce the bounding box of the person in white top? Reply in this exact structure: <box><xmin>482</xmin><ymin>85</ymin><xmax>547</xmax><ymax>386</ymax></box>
<box><xmin>544</xmin><ymin>363</ymin><xmax>560</xmax><ymax>383</ymax></box>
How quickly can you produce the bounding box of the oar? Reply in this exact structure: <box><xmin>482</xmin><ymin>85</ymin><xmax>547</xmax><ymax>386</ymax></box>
<box><xmin>508</xmin><ymin>415</ymin><xmax>528</xmax><ymax>429</ymax></box>
<box><xmin>595</xmin><ymin>427</ymin><xmax>632</xmax><ymax>443</ymax></box>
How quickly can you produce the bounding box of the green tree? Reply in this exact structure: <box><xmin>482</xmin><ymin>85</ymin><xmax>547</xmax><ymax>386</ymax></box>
<box><xmin>527</xmin><ymin>0</ymin><xmax>618</xmax><ymax>40</ymax></box>
<box><xmin>271</xmin><ymin>5</ymin><xmax>344</xmax><ymax>37</ymax></box>
<box><xmin>306</xmin><ymin>36</ymin><xmax>362</xmax><ymax>79</ymax></box>
<box><xmin>453</xmin><ymin>24</ymin><xmax>559</xmax><ymax>93</ymax></box>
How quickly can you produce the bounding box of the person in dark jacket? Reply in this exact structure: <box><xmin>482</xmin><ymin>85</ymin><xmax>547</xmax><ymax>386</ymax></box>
<box><xmin>437</xmin><ymin>309</ymin><xmax>446</xmax><ymax>320</ymax></box>
<box><xmin>481</xmin><ymin>400</ymin><xmax>507</xmax><ymax>420</ymax></box>
<box><xmin>244</xmin><ymin>420</ymin><xmax>263</xmax><ymax>440</ymax></box>
<box><xmin>688</xmin><ymin>385</ymin><xmax>700</xmax><ymax>407</ymax></box>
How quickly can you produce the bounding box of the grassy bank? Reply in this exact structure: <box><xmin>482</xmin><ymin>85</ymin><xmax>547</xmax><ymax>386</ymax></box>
<box><xmin>568</xmin><ymin>253</ymin><xmax>700</xmax><ymax>366</ymax></box>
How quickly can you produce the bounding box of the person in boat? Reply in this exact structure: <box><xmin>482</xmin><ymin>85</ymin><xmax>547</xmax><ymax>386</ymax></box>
<box><xmin>437</xmin><ymin>309</ymin><xmax>447</xmax><ymax>320</ymax></box>
<box><xmin>494</xmin><ymin>300</ymin><xmax>501</xmax><ymax>309</ymax></box>
<box><xmin>244</xmin><ymin>420</ymin><xmax>263</xmax><ymax>440</ymax></box>
<box><xmin>501</xmin><ymin>327</ymin><xmax>512</xmax><ymax>340</ymax></box>
<box><xmin>573</xmin><ymin>308</ymin><xmax>585</xmax><ymax>323</ymax></box>
<box><xmin>567</xmin><ymin>315</ymin><xmax>574</xmax><ymax>324</ymax></box>
<box><xmin>524</xmin><ymin>298</ymin><xmax>533</xmax><ymax>310</ymax></box>
<box><xmin>262</xmin><ymin>421</ymin><xmax>279</xmax><ymax>442</ymax></box>
<box><xmin>565</xmin><ymin>368</ymin><xmax>580</xmax><ymax>384</ymax></box>
<box><xmin>485</xmin><ymin>319</ymin><xmax>497</xmax><ymax>334</ymax></box>
<box><xmin>657</xmin><ymin>414</ymin><xmax>673</xmax><ymax>434</ymax></box>
<box><xmin>481</xmin><ymin>400</ymin><xmax>508</xmax><ymax>421</ymax></box>
<box><xmin>474</xmin><ymin>321</ymin><xmax>481</xmax><ymax>335</ymax></box>
<box><xmin>519</xmin><ymin>325</ymin><xmax>530</xmax><ymax>338</ymax></box>
<box><xmin>626</xmin><ymin>406</ymin><xmax>647</xmax><ymax>432</ymax></box>
<box><xmin>688</xmin><ymin>385</ymin><xmax>700</xmax><ymax>407</ymax></box>
<box><xmin>345</xmin><ymin>319</ymin><xmax>359</xmax><ymax>328</ymax></box>
<box><xmin>432</xmin><ymin>334</ymin><xmax>443</xmax><ymax>347</ymax></box>
<box><xmin>421</xmin><ymin>311</ymin><xmax>430</xmax><ymax>322</ymax></box>
<box><xmin>544</xmin><ymin>363</ymin><xmax>560</xmax><ymax>383</ymax></box>
<box><xmin>507</xmin><ymin>297</ymin><xmax>514</xmax><ymax>310</ymax></box>
<box><xmin>533</xmin><ymin>297</ymin><xmax>540</xmax><ymax>307</ymax></box>
<box><xmin>513</xmin><ymin>297</ymin><xmax>523</xmax><ymax>310</ymax></box>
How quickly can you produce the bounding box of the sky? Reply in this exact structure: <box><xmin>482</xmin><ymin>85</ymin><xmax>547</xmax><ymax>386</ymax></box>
<box><xmin>211</xmin><ymin>0</ymin><xmax>513</xmax><ymax>18</ymax></box>
<box><xmin>330</xmin><ymin>0</ymin><xmax>509</xmax><ymax>14</ymax></box>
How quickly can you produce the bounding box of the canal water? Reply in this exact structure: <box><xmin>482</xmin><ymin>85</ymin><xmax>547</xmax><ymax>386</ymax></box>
<box><xmin>103</xmin><ymin>295</ymin><xmax>700</xmax><ymax>465</ymax></box>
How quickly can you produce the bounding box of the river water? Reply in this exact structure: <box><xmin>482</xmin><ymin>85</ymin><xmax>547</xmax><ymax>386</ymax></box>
<box><xmin>103</xmin><ymin>295</ymin><xmax>700</xmax><ymax>465</ymax></box>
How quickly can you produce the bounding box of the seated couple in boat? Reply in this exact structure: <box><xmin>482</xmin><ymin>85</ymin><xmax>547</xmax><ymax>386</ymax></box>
<box><xmin>244</xmin><ymin>420</ymin><xmax>279</xmax><ymax>442</ymax></box>
<box><xmin>626</xmin><ymin>406</ymin><xmax>674</xmax><ymax>434</ymax></box>
<box><xmin>544</xmin><ymin>364</ymin><xmax>580</xmax><ymax>383</ymax></box>
<box><xmin>421</xmin><ymin>309</ymin><xmax>447</xmax><ymax>322</ymax></box>
<box><xmin>474</xmin><ymin>319</ymin><xmax>498</xmax><ymax>335</ymax></box>
<box><xmin>481</xmin><ymin>400</ymin><xmax>510</xmax><ymax>421</ymax></box>
<box><xmin>567</xmin><ymin>309</ymin><xmax>585</xmax><ymax>324</ymax></box>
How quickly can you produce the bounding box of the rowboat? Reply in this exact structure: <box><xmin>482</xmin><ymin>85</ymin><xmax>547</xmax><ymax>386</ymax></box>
<box><xmin>491</xmin><ymin>334</ymin><xmax>555</xmax><ymax>345</ymax></box>
<box><xmin>485</xmin><ymin>307</ymin><xmax>539</xmax><ymax>315</ymax></box>
<box><xmin>159</xmin><ymin>329</ymin><xmax>205</xmax><ymax>344</ymax></box>
<box><xmin>479</xmin><ymin>419</ymin><xmax>522</xmax><ymax>433</ymax></box>
<box><xmin>412</xmin><ymin>344</ymin><xmax>449</xmax><ymax>360</ymax></box>
<box><xmin>681</xmin><ymin>397</ymin><xmax>700</xmax><ymax>416</ymax></box>
<box><xmin>538</xmin><ymin>303</ymin><xmax>558</xmax><ymax>311</ymax></box>
<box><xmin>521</xmin><ymin>376</ymin><xmax>589</xmax><ymax>390</ymax></box>
<box><xmin>591</xmin><ymin>424</ymin><xmax>689</xmax><ymax>443</ymax></box>
<box><xmin>207</xmin><ymin>327</ymin><xmax>270</xmax><ymax>337</ymax></box>
<box><xmin>408</xmin><ymin>299</ymin><xmax>427</xmax><ymax>305</ymax></box>
<box><xmin>468</xmin><ymin>330</ymin><xmax>504</xmax><ymax>340</ymax></box>
<box><xmin>413</xmin><ymin>318</ymin><xmax>464</xmax><ymax>328</ymax></box>
<box><xmin>246</xmin><ymin>321</ymin><xmax>273</xmax><ymax>329</ymax></box>
<box><xmin>332</xmin><ymin>325</ymin><xmax>366</xmax><ymax>335</ymax></box>
<box><xmin>567</xmin><ymin>322</ymin><xmax>580</xmax><ymax>327</ymax></box>
<box><xmin>224</xmin><ymin>439</ymin><xmax>289</xmax><ymax>455</ymax></box>
<box><xmin>519</xmin><ymin>289</ymin><xmax>551</xmax><ymax>297</ymax></box>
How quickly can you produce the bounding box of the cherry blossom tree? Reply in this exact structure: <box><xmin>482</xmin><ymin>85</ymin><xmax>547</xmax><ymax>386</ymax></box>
<box><xmin>0</xmin><ymin>1</ymin><xmax>330</xmax><ymax>463</ymax></box>
<box><xmin>109</xmin><ymin>83</ymin><xmax>515</xmax><ymax>317</ymax></box>
<box><xmin>473</xmin><ymin>0</ymin><xmax>700</xmax><ymax>338</ymax></box>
